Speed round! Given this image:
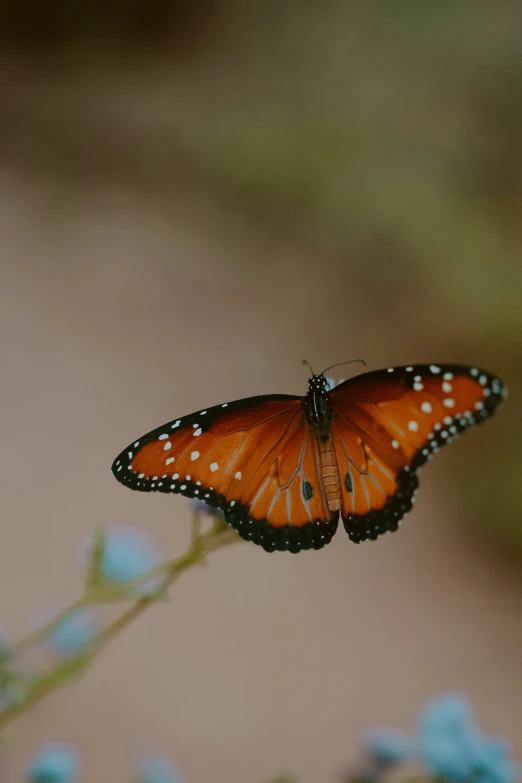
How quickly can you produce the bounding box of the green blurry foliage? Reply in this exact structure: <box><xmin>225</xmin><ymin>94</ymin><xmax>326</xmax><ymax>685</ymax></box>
<box><xmin>180</xmin><ymin>2</ymin><xmax>522</xmax><ymax>327</ymax></box>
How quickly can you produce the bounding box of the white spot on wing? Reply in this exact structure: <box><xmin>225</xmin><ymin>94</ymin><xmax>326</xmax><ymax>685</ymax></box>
<box><xmin>235</xmin><ymin>471</ymin><xmax>242</xmax><ymax>480</ymax></box>
<box><xmin>392</xmin><ymin>440</ymin><xmax>400</xmax><ymax>449</ymax></box>
<box><xmin>408</xmin><ymin>421</ymin><xmax>418</xmax><ymax>431</ymax></box>
<box><xmin>421</xmin><ymin>401</ymin><xmax>432</xmax><ymax>413</ymax></box>
<box><xmin>166</xmin><ymin>457</ymin><xmax>174</xmax><ymax>465</ymax></box>
<box><xmin>193</xmin><ymin>428</ymin><xmax>202</xmax><ymax>437</ymax></box>
<box><xmin>159</xmin><ymin>434</ymin><xmax>168</xmax><ymax>440</ymax></box>
<box><xmin>163</xmin><ymin>441</ymin><xmax>172</xmax><ymax>451</ymax></box>
<box><xmin>210</xmin><ymin>462</ymin><xmax>219</xmax><ymax>472</ymax></box>
<box><xmin>171</xmin><ymin>420</ymin><xmax>181</xmax><ymax>428</ymax></box>
<box><xmin>430</xmin><ymin>365</ymin><xmax>441</xmax><ymax>374</ymax></box>
<box><xmin>442</xmin><ymin>381</ymin><xmax>452</xmax><ymax>393</ymax></box>
<box><xmin>191</xmin><ymin>451</ymin><xmax>200</xmax><ymax>461</ymax></box>
<box><xmin>443</xmin><ymin>398</ymin><xmax>455</xmax><ymax>407</ymax></box>
<box><xmin>443</xmin><ymin>372</ymin><xmax>453</xmax><ymax>380</ymax></box>
<box><xmin>413</xmin><ymin>382</ymin><xmax>424</xmax><ymax>391</ymax></box>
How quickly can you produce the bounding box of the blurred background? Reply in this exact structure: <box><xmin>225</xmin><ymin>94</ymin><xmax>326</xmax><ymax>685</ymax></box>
<box><xmin>0</xmin><ymin>1</ymin><xmax>521</xmax><ymax>780</ymax></box>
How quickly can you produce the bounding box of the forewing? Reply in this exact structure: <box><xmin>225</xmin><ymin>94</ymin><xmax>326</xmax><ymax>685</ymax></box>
<box><xmin>329</xmin><ymin>363</ymin><xmax>507</xmax><ymax>542</ymax></box>
<box><xmin>112</xmin><ymin>394</ymin><xmax>338</xmax><ymax>552</ymax></box>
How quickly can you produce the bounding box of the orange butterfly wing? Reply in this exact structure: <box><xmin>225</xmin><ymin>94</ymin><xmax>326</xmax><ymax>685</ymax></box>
<box><xmin>112</xmin><ymin>395</ymin><xmax>338</xmax><ymax>552</ymax></box>
<box><xmin>329</xmin><ymin>364</ymin><xmax>507</xmax><ymax>542</ymax></box>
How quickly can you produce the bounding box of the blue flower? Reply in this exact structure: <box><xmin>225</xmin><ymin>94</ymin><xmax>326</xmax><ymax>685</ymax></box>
<box><xmin>363</xmin><ymin>727</ymin><xmax>414</xmax><ymax>767</ymax></box>
<box><xmin>25</xmin><ymin>743</ymin><xmax>79</xmax><ymax>782</ymax></box>
<box><xmin>417</xmin><ymin>692</ymin><xmax>477</xmax><ymax>782</ymax></box>
<box><xmin>99</xmin><ymin>527</ymin><xmax>161</xmax><ymax>595</ymax></box>
<box><xmin>416</xmin><ymin>693</ymin><xmax>519</xmax><ymax>783</ymax></box>
<box><xmin>324</xmin><ymin>376</ymin><xmax>345</xmax><ymax>391</ymax></box>
<box><xmin>47</xmin><ymin>609</ymin><xmax>98</xmax><ymax>656</ymax></box>
<box><xmin>190</xmin><ymin>499</ymin><xmax>224</xmax><ymax>518</ymax></box>
<box><xmin>473</xmin><ymin>737</ymin><xmax>520</xmax><ymax>783</ymax></box>
<box><xmin>137</xmin><ymin>754</ymin><xmax>184</xmax><ymax>783</ymax></box>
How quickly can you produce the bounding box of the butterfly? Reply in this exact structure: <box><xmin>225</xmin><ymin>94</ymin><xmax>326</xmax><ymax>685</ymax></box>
<box><xmin>111</xmin><ymin>362</ymin><xmax>507</xmax><ymax>553</ymax></box>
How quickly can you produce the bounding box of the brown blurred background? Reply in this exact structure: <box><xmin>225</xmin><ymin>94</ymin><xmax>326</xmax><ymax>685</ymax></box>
<box><xmin>0</xmin><ymin>2</ymin><xmax>521</xmax><ymax>781</ymax></box>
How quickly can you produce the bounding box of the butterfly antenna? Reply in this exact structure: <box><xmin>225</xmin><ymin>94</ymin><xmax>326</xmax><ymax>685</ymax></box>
<box><xmin>302</xmin><ymin>359</ymin><xmax>315</xmax><ymax>375</ymax></box>
<box><xmin>321</xmin><ymin>358</ymin><xmax>367</xmax><ymax>375</ymax></box>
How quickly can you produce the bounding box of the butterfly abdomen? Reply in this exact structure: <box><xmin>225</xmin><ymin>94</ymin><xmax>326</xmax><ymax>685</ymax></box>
<box><xmin>319</xmin><ymin>436</ymin><xmax>341</xmax><ymax>512</ymax></box>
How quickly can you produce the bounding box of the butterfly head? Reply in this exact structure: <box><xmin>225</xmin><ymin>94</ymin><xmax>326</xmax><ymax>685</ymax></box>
<box><xmin>304</xmin><ymin>373</ymin><xmax>331</xmax><ymax>431</ymax></box>
<box><xmin>308</xmin><ymin>373</ymin><xmax>329</xmax><ymax>393</ymax></box>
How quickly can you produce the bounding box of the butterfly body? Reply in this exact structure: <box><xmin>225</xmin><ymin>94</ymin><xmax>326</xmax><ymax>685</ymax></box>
<box><xmin>112</xmin><ymin>363</ymin><xmax>507</xmax><ymax>553</ymax></box>
<box><xmin>303</xmin><ymin>374</ymin><xmax>343</xmax><ymax>512</ymax></box>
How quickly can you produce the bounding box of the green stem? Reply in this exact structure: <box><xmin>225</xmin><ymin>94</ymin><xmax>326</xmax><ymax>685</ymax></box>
<box><xmin>9</xmin><ymin>596</ymin><xmax>92</xmax><ymax>658</ymax></box>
